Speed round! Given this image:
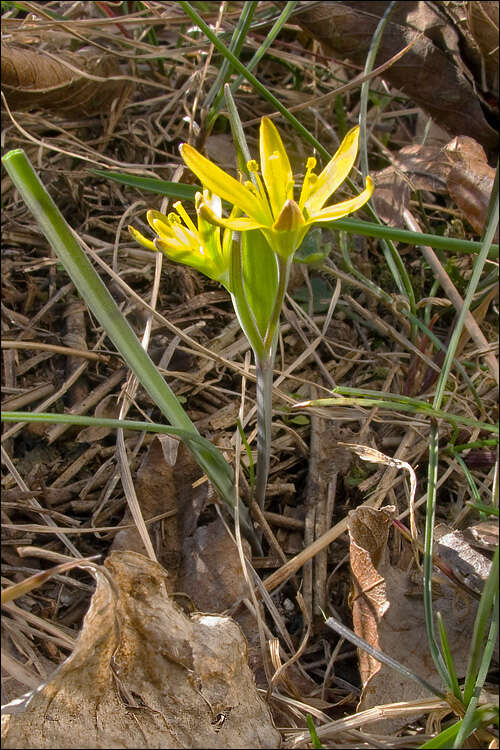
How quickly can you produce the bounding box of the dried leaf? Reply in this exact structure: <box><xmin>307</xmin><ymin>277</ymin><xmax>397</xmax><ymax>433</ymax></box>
<box><xmin>178</xmin><ymin>517</ymin><xmax>251</xmax><ymax>613</ymax></box>
<box><xmin>1</xmin><ymin>551</ymin><xmax>280</xmax><ymax>749</ymax></box>
<box><xmin>296</xmin><ymin>1</ymin><xmax>497</xmax><ymax>151</ymax></box>
<box><xmin>348</xmin><ymin>505</ymin><xmax>480</xmax><ymax>733</ymax></box>
<box><xmin>1</xmin><ymin>44</ymin><xmax>130</xmax><ymax>116</ymax></box>
<box><xmin>75</xmin><ymin>394</ymin><xmax>120</xmax><ymax>443</ymax></box>
<box><xmin>466</xmin><ymin>1</ymin><xmax>499</xmax><ymax>96</ymax></box>
<box><xmin>111</xmin><ymin>436</ymin><xmax>208</xmax><ymax>576</ymax></box>
<box><xmin>445</xmin><ymin>136</ymin><xmax>498</xmax><ymax>238</ymax></box>
<box><xmin>372</xmin><ymin>169</ymin><xmax>411</xmax><ymax>227</ymax></box>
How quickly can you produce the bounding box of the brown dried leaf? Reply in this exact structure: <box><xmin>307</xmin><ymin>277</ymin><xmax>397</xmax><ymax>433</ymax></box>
<box><xmin>445</xmin><ymin>136</ymin><xmax>498</xmax><ymax>237</ymax></box>
<box><xmin>371</xmin><ymin>144</ymin><xmax>450</xmax><ymax>225</ymax></box>
<box><xmin>111</xmin><ymin>436</ymin><xmax>208</xmax><ymax>576</ymax></box>
<box><xmin>1</xmin><ymin>44</ymin><xmax>130</xmax><ymax>116</ymax></box>
<box><xmin>348</xmin><ymin>505</ymin><xmax>480</xmax><ymax>733</ymax></box>
<box><xmin>75</xmin><ymin>394</ymin><xmax>120</xmax><ymax>443</ymax></box>
<box><xmin>372</xmin><ymin>168</ymin><xmax>411</xmax><ymax>226</ymax></box>
<box><xmin>1</xmin><ymin>551</ymin><xmax>280</xmax><ymax>749</ymax></box>
<box><xmin>296</xmin><ymin>1</ymin><xmax>497</xmax><ymax>151</ymax></box>
<box><xmin>372</xmin><ymin>137</ymin><xmax>496</xmax><ymax>232</ymax></box>
<box><xmin>178</xmin><ymin>517</ymin><xmax>251</xmax><ymax>613</ymax></box>
<box><xmin>177</xmin><ymin>517</ymin><xmax>267</xmax><ymax>677</ymax></box>
<box><xmin>466</xmin><ymin>1</ymin><xmax>499</xmax><ymax>96</ymax></box>
<box><xmin>391</xmin><ymin>145</ymin><xmax>452</xmax><ymax>192</ymax></box>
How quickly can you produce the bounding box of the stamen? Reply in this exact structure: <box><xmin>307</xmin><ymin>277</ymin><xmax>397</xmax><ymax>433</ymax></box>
<box><xmin>244</xmin><ymin>181</ymin><xmax>259</xmax><ymax>196</ymax></box>
<box><xmin>298</xmin><ymin>161</ymin><xmax>318</xmax><ymax>210</ymax></box>
<box><xmin>247</xmin><ymin>159</ymin><xmax>259</xmax><ymax>173</ymax></box>
<box><xmin>174</xmin><ymin>201</ymin><xmax>197</xmax><ymax>234</ymax></box>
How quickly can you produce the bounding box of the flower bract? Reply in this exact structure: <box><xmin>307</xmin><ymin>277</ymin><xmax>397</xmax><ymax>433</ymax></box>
<box><xmin>180</xmin><ymin>118</ymin><xmax>374</xmax><ymax>259</ymax></box>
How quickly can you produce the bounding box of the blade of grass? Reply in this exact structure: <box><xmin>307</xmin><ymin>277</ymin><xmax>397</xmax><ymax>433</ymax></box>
<box><xmin>1</xmin><ymin>411</ymin><xmax>232</xmax><ymax>480</ymax></box>
<box><xmin>236</xmin><ymin>418</ymin><xmax>255</xmax><ymax>491</ymax></box>
<box><xmin>419</xmin><ymin>708</ymin><xmax>497</xmax><ymax>749</ymax></box>
<box><xmin>466</xmin><ymin>501</ymin><xmax>499</xmax><ymax>517</ymax></box>
<box><xmin>358</xmin><ymin>0</ymin><xmax>395</xmax><ymax>179</ymax></box>
<box><xmin>90</xmin><ymin>170</ymin><xmax>198</xmax><ymax>200</ymax></box>
<box><xmin>357</xmin><ymin>0</ymin><xmax>418</xmax><ymax>336</ymax></box>
<box><xmin>401</xmin><ymin>308</ymin><xmax>482</xmax><ymax>409</ymax></box>
<box><xmin>328</xmin><ymin>218</ymin><xmax>498</xmax><ymax>258</ymax></box>
<box><xmin>452</xmin><ymin>455</ymin><xmax>484</xmax><ymax>508</ymax></box>
<box><xmin>463</xmin><ymin>546</ymin><xmax>499</xmax><ymax>706</ymax></box>
<box><xmin>436</xmin><ymin>613</ymin><xmax>462</xmax><ymax>700</ymax></box>
<box><xmin>305</xmin><ymin>714</ymin><xmax>324</xmax><ymax>749</ymax></box>
<box><xmin>296</xmin><ymin>392</ymin><xmax>498</xmax><ymax>435</ymax></box>
<box><xmin>454</xmin><ymin>604</ymin><xmax>499</xmax><ymax>747</ymax></box>
<box><xmin>227</xmin><ymin>1</ymin><xmax>298</xmax><ymax>98</ymax></box>
<box><xmin>204</xmin><ymin>0</ymin><xmax>257</xmax><ymax>112</ymax></box>
<box><xmin>178</xmin><ymin>0</ymin><xmax>334</xmax><ymax>159</ymax></box>
<box><xmin>423</xmin><ymin>166</ymin><xmax>498</xmax><ymax>689</ymax></box>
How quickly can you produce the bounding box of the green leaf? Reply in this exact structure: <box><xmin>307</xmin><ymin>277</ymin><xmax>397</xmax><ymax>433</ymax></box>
<box><xmin>305</xmin><ymin>714</ymin><xmax>323</xmax><ymax>749</ymax></box>
<box><xmin>241</xmin><ymin>229</ymin><xmax>279</xmax><ymax>338</ymax></box>
<box><xmin>91</xmin><ymin>169</ymin><xmax>198</xmax><ymax>201</ymax></box>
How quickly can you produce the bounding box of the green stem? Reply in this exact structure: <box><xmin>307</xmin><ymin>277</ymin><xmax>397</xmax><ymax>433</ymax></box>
<box><xmin>252</xmin><ymin>255</ymin><xmax>291</xmax><ymax>509</ymax></box>
<box><xmin>255</xmin><ymin>353</ymin><xmax>275</xmax><ymax>510</ymax></box>
<box><xmin>264</xmin><ymin>255</ymin><xmax>291</xmax><ymax>351</ymax></box>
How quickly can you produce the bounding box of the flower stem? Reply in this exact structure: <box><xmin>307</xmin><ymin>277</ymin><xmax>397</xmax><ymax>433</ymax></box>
<box><xmin>253</xmin><ymin>256</ymin><xmax>291</xmax><ymax>510</ymax></box>
<box><xmin>255</xmin><ymin>352</ymin><xmax>275</xmax><ymax>510</ymax></box>
<box><xmin>264</xmin><ymin>255</ymin><xmax>291</xmax><ymax>351</ymax></box>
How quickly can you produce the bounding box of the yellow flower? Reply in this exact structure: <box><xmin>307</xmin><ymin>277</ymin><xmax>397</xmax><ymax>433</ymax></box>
<box><xmin>180</xmin><ymin>118</ymin><xmax>374</xmax><ymax>259</ymax></box>
<box><xmin>128</xmin><ymin>190</ymin><xmax>232</xmax><ymax>289</ymax></box>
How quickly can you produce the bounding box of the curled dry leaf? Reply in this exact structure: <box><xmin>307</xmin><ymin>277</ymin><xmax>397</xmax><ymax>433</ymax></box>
<box><xmin>348</xmin><ymin>505</ymin><xmax>480</xmax><ymax>733</ymax></box>
<box><xmin>1</xmin><ymin>551</ymin><xmax>280</xmax><ymax>749</ymax></box>
<box><xmin>372</xmin><ymin>169</ymin><xmax>411</xmax><ymax>227</ymax></box>
<box><xmin>110</xmin><ymin>438</ymin><xmax>266</xmax><ymax>682</ymax></box>
<box><xmin>1</xmin><ymin>44</ymin><xmax>130</xmax><ymax>116</ymax></box>
<box><xmin>445</xmin><ymin>136</ymin><xmax>498</xmax><ymax>239</ymax></box>
<box><xmin>75</xmin><ymin>394</ymin><xmax>120</xmax><ymax>443</ymax></box>
<box><xmin>371</xmin><ymin>144</ymin><xmax>450</xmax><ymax>225</ymax></box>
<box><xmin>371</xmin><ymin>136</ymin><xmax>496</xmax><ymax>234</ymax></box>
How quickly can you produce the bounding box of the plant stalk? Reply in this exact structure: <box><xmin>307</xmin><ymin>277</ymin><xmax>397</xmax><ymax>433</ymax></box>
<box><xmin>253</xmin><ymin>256</ymin><xmax>292</xmax><ymax>509</ymax></box>
<box><xmin>255</xmin><ymin>352</ymin><xmax>275</xmax><ymax>510</ymax></box>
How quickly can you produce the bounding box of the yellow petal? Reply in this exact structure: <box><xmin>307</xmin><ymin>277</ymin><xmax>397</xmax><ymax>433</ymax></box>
<box><xmin>147</xmin><ymin>209</ymin><xmax>174</xmax><ymax>239</ymax></box>
<box><xmin>308</xmin><ymin>176</ymin><xmax>374</xmax><ymax>223</ymax></box>
<box><xmin>180</xmin><ymin>143</ymin><xmax>269</xmax><ymax>224</ymax></box>
<box><xmin>305</xmin><ymin>126</ymin><xmax>360</xmax><ymax>214</ymax></box>
<box><xmin>128</xmin><ymin>225</ymin><xmax>157</xmax><ymax>252</ymax></box>
<box><xmin>260</xmin><ymin>117</ymin><xmax>293</xmax><ymax>219</ymax></box>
